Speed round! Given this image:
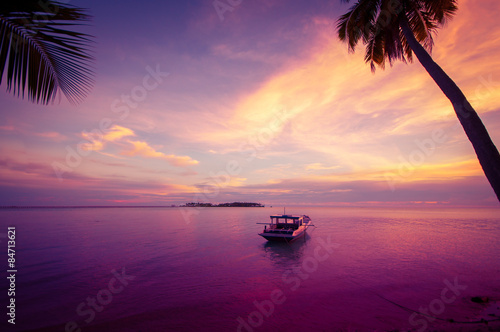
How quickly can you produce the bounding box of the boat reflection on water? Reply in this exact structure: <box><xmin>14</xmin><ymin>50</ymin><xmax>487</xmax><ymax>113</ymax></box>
<box><xmin>260</xmin><ymin>233</ymin><xmax>311</xmax><ymax>269</ymax></box>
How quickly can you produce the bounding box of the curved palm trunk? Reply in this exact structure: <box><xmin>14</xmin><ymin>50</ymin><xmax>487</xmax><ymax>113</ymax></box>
<box><xmin>398</xmin><ymin>15</ymin><xmax>500</xmax><ymax>203</ymax></box>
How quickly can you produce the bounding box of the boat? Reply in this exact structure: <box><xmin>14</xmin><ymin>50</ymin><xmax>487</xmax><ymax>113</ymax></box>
<box><xmin>258</xmin><ymin>214</ymin><xmax>312</xmax><ymax>242</ymax></box>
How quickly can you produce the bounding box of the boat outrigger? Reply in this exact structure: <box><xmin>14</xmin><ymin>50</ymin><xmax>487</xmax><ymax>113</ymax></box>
<box><xmin>258</xmin><ymin>214</ymin><xmax>312</xmax><ymax>242</ymax></box>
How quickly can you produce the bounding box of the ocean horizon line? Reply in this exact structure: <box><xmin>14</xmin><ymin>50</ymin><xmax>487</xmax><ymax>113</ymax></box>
<box><xmin>0</xmin><ymin>204</ymin><xmax>498</xmax><ymax>209</ymax></box>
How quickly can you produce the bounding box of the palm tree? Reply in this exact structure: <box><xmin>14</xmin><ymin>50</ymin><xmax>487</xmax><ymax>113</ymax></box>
<box><xmin>337</xmin><ymin>0</ymin><xmax>500</xmax><ymax>202</ymax></box>
<box><xmin>0</xmin><ymin>0</ymin><xmax>94</xmax><ymax>104</ymax></box>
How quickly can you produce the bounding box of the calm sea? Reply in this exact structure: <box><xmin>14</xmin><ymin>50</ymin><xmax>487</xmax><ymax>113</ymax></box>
<box><xmin>0</xmin><ymin>206</ymin><xmax>499</xmax><ymax>332</ymax></box>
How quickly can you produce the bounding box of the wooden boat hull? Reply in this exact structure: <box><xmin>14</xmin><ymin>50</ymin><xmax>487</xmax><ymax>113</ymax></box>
<box><xmin>258</xmin><ymin>231</ymin><xmax>306</xmax><ymax>242</ymax></box>
<box><xmin>258</xmin><ymin>226</ymin><xmax>308</xmax><ymax>242</ymax></box>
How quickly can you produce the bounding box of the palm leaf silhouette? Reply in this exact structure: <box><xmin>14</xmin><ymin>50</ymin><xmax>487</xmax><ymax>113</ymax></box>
<box><xmin>0</xmin><ymin>0</ymin><xmax>94</xmax><ymax>104</ymax></box>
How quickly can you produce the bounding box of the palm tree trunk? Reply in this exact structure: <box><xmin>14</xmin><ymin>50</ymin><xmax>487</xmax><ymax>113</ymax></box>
<box><xmin>398</xmin><ymin>14</ymin><xmax>500</xmax><ymax>203</ymax></box>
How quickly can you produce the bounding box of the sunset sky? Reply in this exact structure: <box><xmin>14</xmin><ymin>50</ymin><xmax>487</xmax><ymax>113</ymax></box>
<box><xmin>1</xmin><ymin>0</ymin><xmax>499</xmax><ymax>206</ymax></box>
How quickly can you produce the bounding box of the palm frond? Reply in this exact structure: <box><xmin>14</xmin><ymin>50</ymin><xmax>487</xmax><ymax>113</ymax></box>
<box><xmin>421</xmin><ymin>0</ymin><xmax>458</xmax><ymax>24</ymax></box>
<box><xmin>405</xmin><ymin>1</ymin><xmax>435</xmax><ymax>52</ymax></box>
<box><xmin>364</xmin><ymin>25</ymin><xmax>385</xmax><ymax>72</ymax></box>
<box><xmin>0</xmin><ymin>1</ymin><xmax>94</xmax><ymax>104</ymax></box>
<box><xmin>337</xmin><ymin>0</ymin><xmax>458</xmax><ymax>72</ymax></box>
<box><xmin>337</xmin><ymin>0</ymin><xmax>380</xmax><ymax>52</ymax></box>
<box><xmin>363</xmin><ymin>0</ymin><xmax>403</xmax><ymax>71</ymax></box>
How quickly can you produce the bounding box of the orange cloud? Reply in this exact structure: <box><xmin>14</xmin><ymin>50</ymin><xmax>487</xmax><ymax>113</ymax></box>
<box><xmin>104</xmin><ymin>125</ymin><xmax>135</xmax><ymax>141</ymax></box>
<box><xmin>122</xmin><ymin>140</ymin><xmax>199</xmax><ymax>167</ymax></box>
<box><xmin>305</xmin><ymin>163</ymin><xmax>341</xmax><ymax>171</ymax></box>
<box><xmin>80</xmin><ymin>125</ymin><xmax>135</xmax><ymax>152</ymax></box>
<box><xmin>78</xmin><ymin>125</ymin><xmax>198</xmax><ymax>168</ymax></box>
<box><xmin>431</xmin><ymin>0</ymin><xmax>500</xmax><ymax>115</ymax></box>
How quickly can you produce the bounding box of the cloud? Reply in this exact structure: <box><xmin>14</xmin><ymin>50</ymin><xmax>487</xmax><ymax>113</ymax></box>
<box><xmin>34</xmin><ymin>131</ymin><xmax>67</xmax><ymax>141</ymax></box>
<box><xmin>81</xmin><ymin>125</ymin><xmax>135</xmax><ymax>152</ymax></box>
<box><xmin>104</xmin><ymin>125</ymin><xmax>135</xmax><ymax>141</ymax></box>
<box><xmin>431</xmin><ymin>0</ymin><xmax>500</xmax><ymax>115</ymax></box>
<box><xmin>0</xmin><ymin>156</ymin><xmax>199</xmax><ymax>206</ymax></box>
<box><xmin>225</xmin><ymin>172</ymin><xmax>496</xmax><ymax>206</ymax></box>
<box><xmin>78</xmin><ymin>125</ymin><xmax>198</xmax><ymax>168</ymax></box>
<box><xmin>0</xmin><ymin>126</ymin><xmax>67</xmax><ymax>141</ymax></box>
<box><xmin>305</xmin><ymin>163</ymin><xmax>341</xmax><ymax>171</ymax></box>
<box><xmin>0</xmin><ymin>158</ymin><xmax>50</xmax><ymax>177</ymax></box>
<box><xmin>122</xmin><ymin>140</ymin><xmax>199</xmax><ymax>167</ymax></box>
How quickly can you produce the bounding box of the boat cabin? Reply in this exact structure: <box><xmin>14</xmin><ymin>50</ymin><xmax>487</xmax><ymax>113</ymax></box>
<box><xmin>268</xmin><ymin>214</ymin><xmax>303</xmax><ymax>230</ymax></box>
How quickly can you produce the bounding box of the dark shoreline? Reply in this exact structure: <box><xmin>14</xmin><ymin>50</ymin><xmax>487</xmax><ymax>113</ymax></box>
<box><xmin>0</xmin><ymin>204</ymin><xmax>266</xmax><ymax>209</ymax></box>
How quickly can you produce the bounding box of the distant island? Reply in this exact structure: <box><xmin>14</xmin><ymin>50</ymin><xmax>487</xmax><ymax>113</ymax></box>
<box><xmin>181</xmin><ymin>202</ymin><xmax>264</xmax><ymax>207</ymax></box>
<box><xmin>0</xmin><ymin>203</ymin><xmax>265</xmax><ymax>209</ymax></box>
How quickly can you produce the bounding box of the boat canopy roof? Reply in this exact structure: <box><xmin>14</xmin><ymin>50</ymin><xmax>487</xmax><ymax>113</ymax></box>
<box><xmin>270</xmin><ymin>214</ymin><xmax>301</xmax><ymax>219</ymax></box>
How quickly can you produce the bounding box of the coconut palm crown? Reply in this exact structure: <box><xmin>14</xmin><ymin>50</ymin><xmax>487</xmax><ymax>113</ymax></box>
<box><xmin>338</xmin><ymin>0</ymin><xmax>458</xmax><ymax>71</ymax></box>
<box><xmin>0</xmin><ymin>0</ymin><xmax>94</xmax><ymax>104</ymax></box>
<box><xmin>337</xmin><ymin>0</ymin><xmax>500</xmax><ymax>202</ymax></box>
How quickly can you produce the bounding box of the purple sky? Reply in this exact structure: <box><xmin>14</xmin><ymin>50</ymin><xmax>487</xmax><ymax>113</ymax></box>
<box><xmin>1</xmin><ymin>0</ymin><xmax>500</xmax><ymax>206</ymax></box>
